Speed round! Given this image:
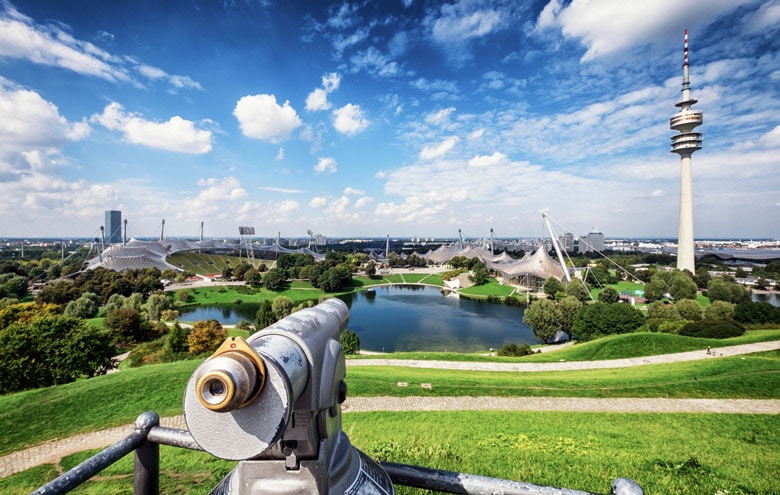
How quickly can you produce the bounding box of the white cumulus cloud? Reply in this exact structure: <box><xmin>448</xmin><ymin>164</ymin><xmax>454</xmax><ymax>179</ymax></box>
<box><xmin>91</xmin><ymin>102</ymin><xmax>212</xmax><ymax>154</ymax></box>
<box><xmin>332</xmin><ymin>103</ymin><xmax>369</xmax><ymax>135</ymax></box>
<box><xmin>468</xmin><ymin>152</ymin><xmax>508</xmax><ymax>168</ymax></box>
<box><xmin>314</xmin><ymin>157</ymin><xmax>337</xmax><ymax>173</ymax></box>
<box><xmin>234</xmin><ymin>94</ymin><xmax>302</xmax><ymax>143</ymax></box>
<box><xmin>420</xmin><ymin>136</ymin><xmax>458</xmax><ymax>160</ymax></box>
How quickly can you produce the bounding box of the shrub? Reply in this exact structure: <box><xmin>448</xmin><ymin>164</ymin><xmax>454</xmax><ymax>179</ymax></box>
<box><xmin>497</xmin><ymin>343</ymin><xmax>534</xmax><ymax>357</ymax></box>
<box><xmin>678</xmin><ymin>319</ymin><xmax>745</xmax><ymax>339</ymax></box>
<box><xmin>126</xmin><ymin>340</ymin><xmax>165</xmax><ymax>367</ymax></box>
<box><xmin>235</xmin><ymin>320</ymin><xmax>254</xmax><ymax>331</ymax></box>
<box><xmin>658</xmin><ymin>320</ymin><xmax>688</xmax><ymax>334</ymax></box>
<box><xmin>0</xmin><ymin>315</ymin><xmax>115</xmax><ymax>392</ymax></box>
<box><xmin>160</xmin><ymin>309</ymin><xmax>179</xmax><ymax>321</ymax></box>
<box><xmin>186</xmin><ymin>320</ymin><xmax>228</xmax><ymax>355</ymax></box>
<box><xmin>341</xmin><ymin>329</ymin><xmax>360</xmax><ymax>354</ymax></box>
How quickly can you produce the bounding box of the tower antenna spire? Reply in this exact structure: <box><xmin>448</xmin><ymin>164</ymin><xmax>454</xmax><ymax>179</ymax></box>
<box><xmin>670</xmin><ymin>29</ymin><xmax>703</xmax><ymax>273</ymax></box>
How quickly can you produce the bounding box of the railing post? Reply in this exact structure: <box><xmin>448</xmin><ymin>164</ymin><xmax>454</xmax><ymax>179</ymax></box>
<box><xmin>133</xmin><ymin>411</ymin><xmax>160</xmax><ymax>495</ymax></box>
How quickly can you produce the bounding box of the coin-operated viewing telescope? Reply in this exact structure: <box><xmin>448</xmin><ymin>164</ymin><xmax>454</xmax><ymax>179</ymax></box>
<box><xmin>183</xmin><ymin>298</ymin><xmax>393</xmax><ymax>494</ymax></box>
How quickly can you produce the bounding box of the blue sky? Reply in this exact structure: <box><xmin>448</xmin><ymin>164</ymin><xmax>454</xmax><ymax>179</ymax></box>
<box><xmin>1</xmin><ymin>0</ymin><xmax>778</xmax><ymax>240</ymax></box>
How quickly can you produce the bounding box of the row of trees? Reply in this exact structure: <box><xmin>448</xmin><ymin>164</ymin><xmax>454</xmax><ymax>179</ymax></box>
<box><xmin>524</xmin><ymin>271</ymin><xmax>766</xmax><ymax>343</ymax></box>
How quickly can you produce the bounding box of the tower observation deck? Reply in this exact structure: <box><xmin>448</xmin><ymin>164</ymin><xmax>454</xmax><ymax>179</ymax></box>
<box><xmin>670</xmin><ymin>30</ymin><xmax>702</xmax><ymax>273</ymax></box>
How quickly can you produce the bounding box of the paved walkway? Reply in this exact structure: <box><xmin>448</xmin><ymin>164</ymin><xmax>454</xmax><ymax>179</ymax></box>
<box><xmin>2</xmin><ymin>341</ymin><xmax>779</xmax><ymax>479</ymax></box>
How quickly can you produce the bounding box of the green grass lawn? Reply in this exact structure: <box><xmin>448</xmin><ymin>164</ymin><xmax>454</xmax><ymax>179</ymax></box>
<box><xmin>2</xmin><ymin>332</ymin><xmax>779</xmax><ymax>456</ymax></box>
<box><xmin>179</xmin><ymin>285</ymin><xmax>324</xmax><ymax>306</ymax></box>
<box><xmin>400</xmin><ymin>273</ymin><xmax>427</xmax><ymax>283</ymax></box>
<box><xmin>2</xmin><ymin>412</ymin><xmax>777</xmax><ymax>495</ymax></box>
<box><xmin>345</xmin><ymin>351</ymin><xmax>780</xmax><ymax>399</ymax></box>
<box><xmin>459</xmin><ymin>278</ymin><xmax>516</xmax><ymax>297</ymax></box>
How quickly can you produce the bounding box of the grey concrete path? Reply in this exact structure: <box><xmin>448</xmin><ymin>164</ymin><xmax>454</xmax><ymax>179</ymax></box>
<box><xmin>2</xmin><ymin>340</ymin><xmax>779</xmax><ymax>480</ymax></box>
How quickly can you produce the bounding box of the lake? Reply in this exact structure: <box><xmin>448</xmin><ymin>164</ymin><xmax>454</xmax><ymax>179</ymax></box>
<box><xmin>753</xmin><ymin>292</ymin><xmax>780</xmax><ymax>306</ymax></box>
<box><xmin>179</xmin><ymin>285</ymin><xmax>537</xmax><ymax>352</ymax></box>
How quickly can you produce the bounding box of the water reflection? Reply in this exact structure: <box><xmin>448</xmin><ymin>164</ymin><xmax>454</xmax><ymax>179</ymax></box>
<box><xmin>179</xmin><ymin>285</ymin><xmax>537</xmax><ymax>352</ymax></box>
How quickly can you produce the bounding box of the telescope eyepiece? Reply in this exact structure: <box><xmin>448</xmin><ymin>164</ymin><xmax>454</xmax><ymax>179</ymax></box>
<box><xmin>197</xmin><ymin>371</ymin><xmax>233</xmax><ymax>409</ymax></box>
<box><xmin>194</xmin><ymin>338</ymin><xmax>266</xmax><ymax>413</ymax></box>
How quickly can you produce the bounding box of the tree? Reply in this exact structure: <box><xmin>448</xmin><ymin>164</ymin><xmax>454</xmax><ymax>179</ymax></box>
<box><xmin>64</xmin><ymin>292</ymin><xmax>101</xmax><ymax>319</ymax></box>
<box><xmin>734</xmin><ymin>301</ymin><xmax>779</xmax><ymax>324</ymax></box>
<box><xmin>694</xmin><ymin>267</ymin><xmax>710</xmax><ymax>289</ymax></box>
<box><xmin>186</xmin><ymin>320</ymin><xmax>227</xmax><ymax>355</ymax></box>
<box><xmin>645</xmin><ymin>301</ymin><xmax>681</xmax><ymax>331</ymax></box>
<box><xmin>340</xmin><ymin>330</ymin><xmax>360</xmax><ymax>355</ymax></box>
<box><xmin>572</xmin><ymin>302</ymin><xmax>644</xmax><ymax>339</ymax></box>
<box><xmin>272</xmin><ymin>295</ymin><xmax>295</xmax><ymax>320</ymax></box>
<box><xmin>597</xmin><ymin>287</ymin><xmax>620</xmax><ymax>304</ymax></box>
<box><xmin>557</xmin><ymin>296</ymin><xmax>582</xmax><ymax>338</ymax></box>
<box><xmin>256</xmin><ymin>300</ymin><xmax>276</xmax><ymax>329</ymax></box>
<box><xmin>468</xmin><ymin>262</ymin><xmax>489</xmax><ymax>286</ymax></box>
<box><xmin>125</xmin><ymin>292</ymin><xmax>144</xmax><ymax>312</ymax></box>
<box><xmin>365</xmin><ymin>261</ymin><xmax>377</xmax><ymax>278</ymax></box>
<box><xmin>542</xmin><ymin>277</ymin><xmax>564</xmax><ymax>299</ymax></box>
<box><xmin>318</xmin><ymin>265</ymin><xmax>352</xmax><ymax>292</ymax></box>
<box><xmin>163</xmin><ymin>323</ymin><xmax>189</xmax><ymax>356</ymax></box>
<box><xmin>104</xmin><ymin>307</ymin><xmax>146</xmax><ymax>344</ymax></box>
<box><xmin>0</xmin><ymin>314</ymin><xmax>115</xmax><ymax>393</ymax></box>
<box><xmin>523</xmin><ymin>299</ymin><xmax>562</xmax><ymax>343</ymax></box>
<box><xmin>704</xmin><ymin>300</ymin><xmax>736</xmax><ymax>321</ymax></box>
<box><xmin>668</xmin><ymin>271</ymin><xmax>698</xmax><ymax>300</ymax></box>
<box><xmin>707</xmin><ymin>278</ymin><xmax>750</xmax><ymax>304</ymax></box>
<box><xmin>244</xmin><ymin>268</ymin><xmax>263</xmax><ymax>287</ymax></box>
<box><xmin>564</xmin><ymin>281</ymin><xmax>591</xmax><ymax>303</ymax></box>
<box><xmin>3</xmin><ymin>275</ymin><xmax>28</xmax><ymax>299</ymax></box>
<box><xmin>136</xmin><ymin>275</ymin><xmax>163</xmax><ymax>296</ymax></box>
<box><xmin>144</xmin><ymin>292</ymin><xmax>173</xmax><ymax>321</ymax></box>
<box><xmin>643</xmin><ymin>274</ymin><xmax>668</xmax><ymax>302</ymax></box>
<box><xmin>104</xmin><ymin>293</ymin><xmax>127</xmax><ymax>314</ymax></box>
<box><xmin>571</xmin><ymin>302</ymin><xmax>606</xmax><ymax>341</ymax></box>
<box><xmin>600</xmin><ymin>304</ymin><xmax>645</xmax><ymax>335</ymax></box>
<box><xmin>36</xmin><ymin>279</ymin><xmax>81</xmax><ymax>305</ymax></box>
<box><xmin>675</xmin><ymin>299</ymin><xmax>702</xmax><ymax>321</ymax></box>
<box><xmin>264</xmin><ymin>269</ymin><xmax>286</xmax><ymax>291</ymax></box>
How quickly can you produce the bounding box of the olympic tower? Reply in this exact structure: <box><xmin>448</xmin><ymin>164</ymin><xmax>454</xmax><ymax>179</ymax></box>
<box><xmin>670</xmin><ymin>29</ymin><xmax>702</xmax><ymax>273</ymax></box>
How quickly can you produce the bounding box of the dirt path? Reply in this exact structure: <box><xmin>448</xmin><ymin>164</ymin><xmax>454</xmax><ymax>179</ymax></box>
<box><xmin>2</xmin><ymin>340</ymin><xmax>779</xmax><ymax>479</ymax></box>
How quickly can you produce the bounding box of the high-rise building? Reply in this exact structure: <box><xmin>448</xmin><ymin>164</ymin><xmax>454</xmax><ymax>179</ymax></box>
<box><xmin>577</xmin><ymin>230</ymin><xmax>604</xmax><ymax>253</ymax></box>
<box><xmin>105</xmin><ymin>210</ymin><xmax>122</xmax><ymax>244</ymax></box>
<box><xmin>670</xmin><ymin>30</ymin><xmax>703</xmax><ymax>273</ymax></box>
<box><xmin>560</xmin><ymin>232</ymin><xmax>574</xmax><ymax>252</ymax></box>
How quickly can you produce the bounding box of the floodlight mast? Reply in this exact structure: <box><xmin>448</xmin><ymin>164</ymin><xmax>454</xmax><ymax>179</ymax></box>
<box><xmin>543</xmin><ymin>213</ymin><xmax>571</xmax><ymax>283</ymax></box>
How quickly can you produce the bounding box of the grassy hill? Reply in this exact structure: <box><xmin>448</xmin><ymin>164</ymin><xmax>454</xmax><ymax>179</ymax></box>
<box><xmin>1</xmin><ymin>331</ymin><xmax>778</xmax><ymax>456</ymax></box>
<box><xmin>1</xmin><ymin>331</ymin><xmax>778</xmax><ymax>494</ymax></box>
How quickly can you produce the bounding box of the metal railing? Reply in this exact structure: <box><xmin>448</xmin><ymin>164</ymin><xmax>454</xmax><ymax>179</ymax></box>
<box><xmin>30</xmin><ymin>411</ymin><xmax>643</xmax><ymax>495</ymax></box>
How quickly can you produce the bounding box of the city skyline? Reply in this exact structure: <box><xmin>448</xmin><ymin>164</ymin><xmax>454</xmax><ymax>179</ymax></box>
<box><xmin>1</xmin><ymin>0</ymin><xmax>778</xmax><ymax>239</ymax></box>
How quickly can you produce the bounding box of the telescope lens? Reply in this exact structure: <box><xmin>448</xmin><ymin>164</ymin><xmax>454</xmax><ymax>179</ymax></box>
<box><xmin>199</xmin><ymin>373</ymin><xmax>233</xmax><ymax>409</ymax></box>
<box><xmin>209</xmin><ymin>380</ymin><xmax>225</xmax><ymax>397</ymax></box>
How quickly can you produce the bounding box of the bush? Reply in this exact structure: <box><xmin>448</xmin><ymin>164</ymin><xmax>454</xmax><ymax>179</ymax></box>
<box><xmin>186</xmin><ymin>320</ymin><xmax>228</xmax><ymax>355</ymax></box>
<box><xmin>678</xmin><ymin>319</ymin><xmax>746</xmax><ymax>339</ymax></box>
<box><xmin>0</xmin><ymin>315</ymin><xmax>115</xmax><ymax>392</ymax></box>
<box><xmin>497</xmin><ymin>343</ymin><xmax>534</xmax><ymax>357</ymax></box>
<box><xmin>341</xmin><ymin>329</ymin><xmax>360</xmax><ymax>354</ymax></box>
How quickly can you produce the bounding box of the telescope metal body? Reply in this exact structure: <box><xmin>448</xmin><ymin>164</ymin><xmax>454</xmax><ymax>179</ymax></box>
<box><xmin>183</xmin><ymin>298</ymin><xmax>394</xmax><ymax>495</ymax></box>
